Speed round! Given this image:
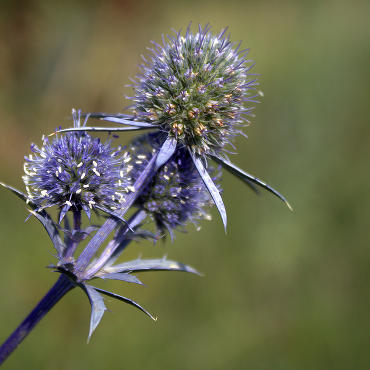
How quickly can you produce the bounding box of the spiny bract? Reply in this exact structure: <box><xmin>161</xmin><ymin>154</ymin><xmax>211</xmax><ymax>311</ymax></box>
<box><xmin>130</xmin><ymin>24</ymin><xmax>259</xmax><ymax>156</ymax></box>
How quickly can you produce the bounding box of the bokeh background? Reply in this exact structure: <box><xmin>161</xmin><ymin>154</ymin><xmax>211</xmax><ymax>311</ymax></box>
<box><xmin>0</xmin><ymin>0</ymin><xmax>369</xmax><ymax>369</ymax></box>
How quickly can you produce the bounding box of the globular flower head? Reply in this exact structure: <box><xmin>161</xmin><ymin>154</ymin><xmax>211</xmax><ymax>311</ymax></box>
<box><xmin>129</xmin><ymin>133</ymin><xmax>221</xmax><ymax>236</ymax></box>
<box><xmin>130</xmin><ymin>24</ymin><xmax>259</xmax><ymax>155</ymax></box>
<box><xmin>23</xmin><ymin>113</ymin><xmax>132</xmax><ymax>220</ymax></box>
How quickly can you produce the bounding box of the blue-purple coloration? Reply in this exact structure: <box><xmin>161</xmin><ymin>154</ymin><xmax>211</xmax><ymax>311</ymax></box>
<box><xmin>129</xmin><ymin>24</ymin><xmax>259</xmax><ymax>155</ymax></box>
<box><xmin>23</xmin><ymin>127</ymin><xmax>131</xmax><ymax>221</ymax></box>
<box><xmin>129</xmin><ymin>133</ymin><xmax>220</xmax><ymax>236</ymax></box>
<box><xmin>53</xmin><ymin>26</ymin><xmax>291</xmax><ymax>226</ymax></box>
<box><xmin>0</xmin><ymin>24</ymin><xmax>292</xmax><ymax>365</ymax></box>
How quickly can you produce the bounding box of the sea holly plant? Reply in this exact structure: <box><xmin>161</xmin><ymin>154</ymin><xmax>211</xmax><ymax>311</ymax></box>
<box><xmin>0</xmin><ymin>24</ymin><xmax>291</xmax><ymax>366</ymax></box>
<box><xmin>0</xmin><ymin>111</ymin><xmax>203</xmax><ymax>365</ymax></box>
<box><xmin>58</xmin><ymin>24</ymin><xmax>292</xmax><ymax>230</ymax></box>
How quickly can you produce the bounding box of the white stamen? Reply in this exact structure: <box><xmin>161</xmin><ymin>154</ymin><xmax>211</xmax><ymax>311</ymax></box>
<box><xmin>23</xmin><ymin>164</ymin><xmax>31</xmax><ymax>176</ymax></box>
<box><xmin>83</xmin><ymin>184</ymin><xmax>89</xmax><ymax>188</ymax></box>
<box><xmin>41</xmin><ymin>190</ymin><xmax>48</xmax><ymax>197</ymax></box>
<box><xmin>65</xmin><ymin>200</ymin><xmax>73</xmax><ymax>207</ymax></box>
<box><xmin>77</xmin><ymin>162</ymin><xmax>83</xmax><ymax>168</ymax></box>
<box><xmin>127</xmin><ymin>186</ymin><xmax>136</xmax><ymax>192</ymax></box>
<box><xmin>137</xmin><ymin>155</ymin><xmax>146</xmax><ymax>159</ymax></box>
<box><xmin>81</xmin><ymin>172</ymin><xmax>86</xmax><ymax>180</ymax></box>
<box><xmin>76</xmin><ymin>189</ymin><xmax>82</xmax><ymax>194</ymax></box>
<box><xmin>58</xmin><ymin>166</ymin><xmax>62</xmax><ymax>173</ymax></box>
<box><xmin>120</xmin><ymin>170</ymin><xmax>124</xmax><ymax>178</ymax></box>
<box><xmin>93</xmin><ymin>168</ymin><xmax>100</xmax><ymax>176</ymax></box>
<box><xmin>93</xmin><ymin>161</ymin><xmax>97</xmax><ymax>167</ymax></box>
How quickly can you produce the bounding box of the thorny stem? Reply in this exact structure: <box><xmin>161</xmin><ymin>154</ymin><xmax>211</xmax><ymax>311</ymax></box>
<box><xmin>75</xmin><ymin>153</ymin><xmax>158</xmax><ymax>273</ymax></box>
<box><xmin>84</xmin><ymin>209</ymin><xmax>147</xmax><ymax>279</ymax></box>
<box><xmin>65</xmin><ymin>210</ymin><xmax>82</xmax><ymax>259</ymax></box>
<box><xmin>0</xmin><ymin>274</ymin><xmax>74</xmax><ymax>366</ymax></box>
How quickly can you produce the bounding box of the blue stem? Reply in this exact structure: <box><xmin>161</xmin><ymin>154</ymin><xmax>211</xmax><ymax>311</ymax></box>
<box><xmin>0</xmin><ymin>274</ymin><xmax>74</xmax><ymax>366</ymax></box>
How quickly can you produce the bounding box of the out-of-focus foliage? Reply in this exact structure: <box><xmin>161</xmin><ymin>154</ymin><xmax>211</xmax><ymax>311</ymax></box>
<box><xmin>0</xmin><ymin>0</ymin><xmax>369</xmax><ymax>369</ymax></box>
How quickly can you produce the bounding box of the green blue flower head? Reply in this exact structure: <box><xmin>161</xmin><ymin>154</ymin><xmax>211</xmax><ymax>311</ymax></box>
<box><xmin>129</xmin><ymin>24</ymin><xmax>259</xmax><ymax>156</ymax></box>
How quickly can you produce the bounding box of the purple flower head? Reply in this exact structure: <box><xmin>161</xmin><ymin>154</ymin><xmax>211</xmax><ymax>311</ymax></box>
<box><xmin>22</xmin><ymin>111</ymin><xmax>132</xmax><ymax>221</ymax></box>
<box><xmin>129</xmin><ymin>133</ymin><xmax>221</xmax><ymax>236</ymax></box>
<box><xmin>54</xmin><ymin>26</ymin><xmax>290</xmax><ymax>231</ymax></box>
<box><xmin>129</xmin><ymin>24</ymin><xmax>259</xmax><ymax>156</ymax></box>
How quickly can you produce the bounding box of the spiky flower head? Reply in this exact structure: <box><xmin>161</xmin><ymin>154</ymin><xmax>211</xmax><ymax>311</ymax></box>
<box><xmin>129</xmin><ymin>133</ymin><xmax>220</xmax><ymax>236</ymax></box>
<box><xmin>22</xmin><ymin>111</ymin><xmax>132</xmax><ymax>221</ymax></box>
<box><xmin>130</xmin><ymin>24</ymin><xmax>258</xmax><ymax>155</ymax></box>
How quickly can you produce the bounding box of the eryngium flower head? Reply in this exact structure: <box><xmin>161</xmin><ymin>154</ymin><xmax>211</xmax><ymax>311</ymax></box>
<box><xmin>129</xmin><ymin>133</ymin><xmax>221</xmax><ymax>236</ymax></box>
<box><xmin>23</xmin><ymin>131</ymin><xmax>131</xmax><ymax>220</ymax></box>
<box><xmin>130</xmin><ymin>24</ymin><xmax>259</xmax><ymax>155</ymax></box>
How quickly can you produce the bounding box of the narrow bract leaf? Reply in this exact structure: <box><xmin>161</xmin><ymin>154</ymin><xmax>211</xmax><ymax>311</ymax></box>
<box><xmin>99</xmin><ymin>272</ymin><xmax>143</xmax><ymax>285</ymax></box>
<box><xmin>92</xmin><ymin>287</ymin><xmax>156</xmax><ymax>321</ymax></box>
<box><xmin>0</xmin><ymin>183</ymin><xmax>66</xmax><ymax>256</ymax></box>
<box><xmin>210</xmin><ymin>155</ymin><xmax>259</xmax><ymax>194</ymax></box>
<box><xmin>0</xmin><ymin>182</ymin><xmax>34</xmax><ymax>207</ymax></box>
<box><xmin>94</xmin><ymin>205</ymin><xmax>133</xmax><ymax>232</ymax></box>
<box><xmin>28</xmin><ymin>210</ymin><xmax>65</xmax><ymax>258</ymax></box>
<box><xmin>97</xmin><ymin>116</ymin><xmax>156</xmax><ymax>128</ymax></box>
<box><xmin>189</xmin><ymin>151</ymin><xmax>227</xmax><ymax>231</ymax></box>
<box><xmin>211</xmin><ymin>155</ymin><xmax>292</xmax><ymax>210</ymax></box>
<box><xmin>104</xmin><ymin>257</ymin><xmax>201</xmax><ymax>276</ymax></box>
<box><xmin>155</xmin><ymin>136</ymin><xmax>177</xmax><ymax>170</ymax></box>
<box><xmin>52</xmin><ymin>126</ymin><xmax>145</xmax><ymax>135</ymax></box>
<box><xmin>83</xmin><ymin>112</ymin><xmax>131</xmax><ymax>119</ymax></box>
<box><xmin>59</xmin><ymin>204</ymin><xmax>70</xmax><ymax>224</ymax></box>
<box><xmin>81</xmin><ymin>284</ymin><xmax>107</xmax><ymax>342</ymax></box>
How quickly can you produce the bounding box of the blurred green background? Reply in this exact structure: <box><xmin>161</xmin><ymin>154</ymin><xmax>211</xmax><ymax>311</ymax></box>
<box><xmin>0</xmin><ymin>0</ymin><xmax>369</xmax><ymax>369</ymax></box>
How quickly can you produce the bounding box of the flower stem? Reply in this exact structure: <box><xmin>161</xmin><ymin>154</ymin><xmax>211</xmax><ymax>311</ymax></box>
<box><xmin>65</xmin><ymin>210</ymin><xmax>82</xmax><ymax>259</ymax></box>
<box><xmin>84</xmin><ymin>209</ymin><xmax>147</xmax><ymax>279</ymax></box>
<box><xmin>0</xmin><ymin>274</ymin><xmax>74</xmax><ymax>366</ymax></box>
<box><xmin>75</xmin><ymin>153</ymin><xmax>158</xmax><ymax>273</ymax></box>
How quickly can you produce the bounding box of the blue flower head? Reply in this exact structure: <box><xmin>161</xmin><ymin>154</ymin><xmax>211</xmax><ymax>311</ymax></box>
<box><xmin>22</xmin><ymin>110</ymin><xmax>131</xmax><ymax>221</ymax></box>
<box><xmin>130</xmin><ymin>24</ymin><xmax>258</xmax><ymax>156</ymax></box>
<box><xmin>129</xmin><ymin>133</ymin><xmax>220</xmax><ymax>236</ymax></box>
<box><xmin>55</xmin><ymin>26</ymin><xmax>291</xmax><ymax>231</ymax></box>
